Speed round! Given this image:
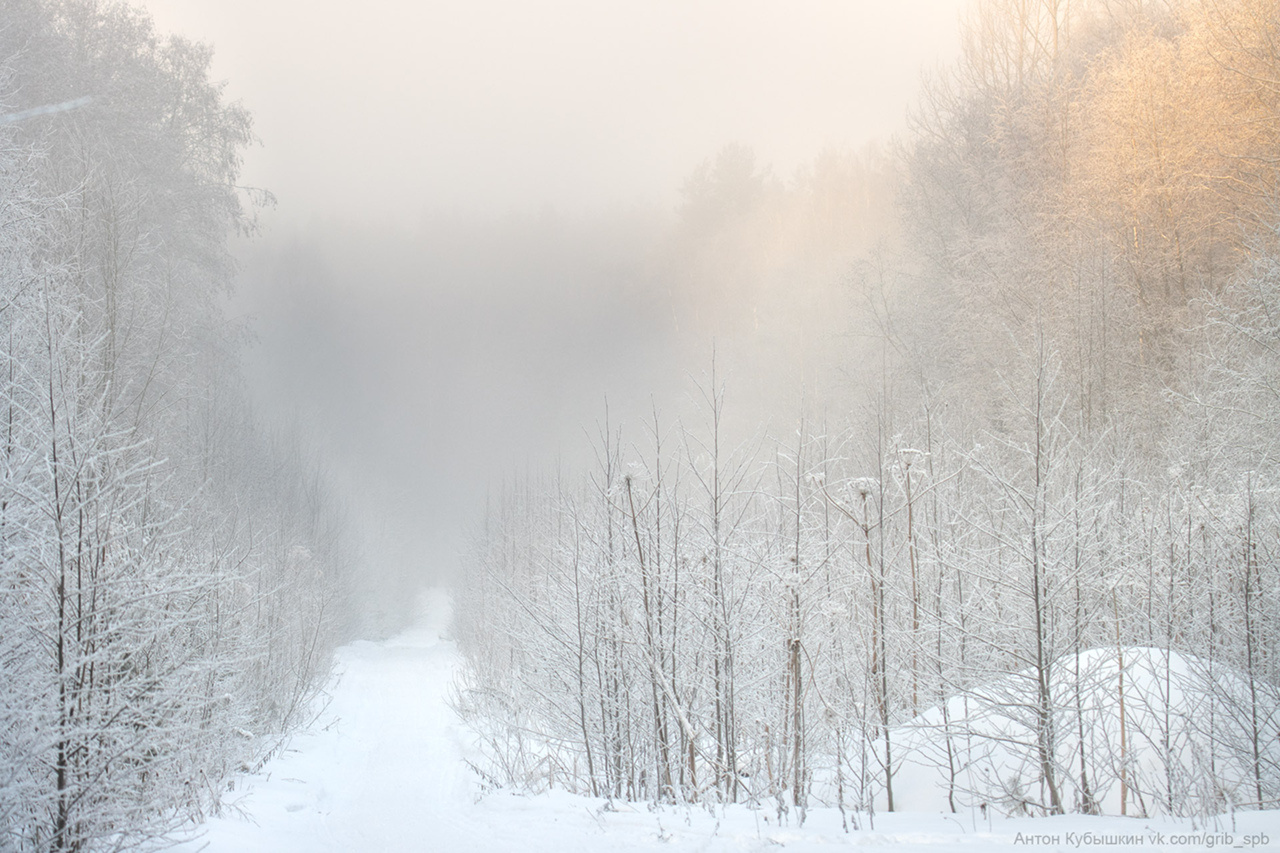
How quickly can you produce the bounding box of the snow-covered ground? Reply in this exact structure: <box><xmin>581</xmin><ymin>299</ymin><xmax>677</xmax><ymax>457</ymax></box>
<box><xmin>176</xmin><ymin>589</ymin><xmax>1280</xmax><ymax>852</ymax></box>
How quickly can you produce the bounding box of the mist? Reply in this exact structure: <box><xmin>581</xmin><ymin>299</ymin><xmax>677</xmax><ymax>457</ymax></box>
<box><xmin>143</xmin><ymin>0</ymin><xmax>966</xmax><ymax>218</ymax></box>
<box><xmin>235</xmin><ymin>208</ymin><xmax>678</xmax><ymax>589</ymax></box>
<box><xmin>134</xmin><ymin>0</ymin><xmax>966</xmax><ymax>599</ymax></box>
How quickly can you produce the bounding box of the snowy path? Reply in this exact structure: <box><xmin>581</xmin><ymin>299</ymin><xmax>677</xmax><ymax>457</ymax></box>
<box><xmin>179</xmin><ymin>590</ymin><xmax>1279</xmax><ymax>852</ymax></box>
<box><xmin>177</xmin><ymin>589</ymin><xmax>477</xmax><ymax>851</ymax></box>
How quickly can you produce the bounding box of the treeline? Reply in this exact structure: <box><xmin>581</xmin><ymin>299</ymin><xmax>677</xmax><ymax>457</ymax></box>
<box><xmin>454</xmin><ymin>0</ymin><xmax>1280</xmax><ymax>820</ymax></box>
<box><xmin>0</xmin><ymin>2</ymin><xmax>349</xmax><ymax>850</ymax></box>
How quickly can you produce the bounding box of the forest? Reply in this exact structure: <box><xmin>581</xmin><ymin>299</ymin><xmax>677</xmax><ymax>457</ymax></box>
<box><xmin>454</xmin><ymin>0</ymin><xmax>1280</xmax><ymax>823</ymax></box>
<box><xmin>0</xmin><ymin>2</ymin><xmax>350</xmax><ymax>850</ymax></box>
<box><xmin>4</xmin><ymin>0</ymin><xmax>1280</xmax><ymax>849</ymax></box>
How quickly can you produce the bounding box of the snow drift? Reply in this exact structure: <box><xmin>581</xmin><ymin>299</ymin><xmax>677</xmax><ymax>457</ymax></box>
<box><xmin>887</xmin><ymin>646</ymin><xmax>1280</xmax><ymax>817</ymax></box>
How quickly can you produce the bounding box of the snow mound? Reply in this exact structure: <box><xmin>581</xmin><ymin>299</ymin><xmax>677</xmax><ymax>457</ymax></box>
<box><xmin>888</xmin><ymin>646</ymin><xmax>1279</xmax><ymax>817</ymax></box>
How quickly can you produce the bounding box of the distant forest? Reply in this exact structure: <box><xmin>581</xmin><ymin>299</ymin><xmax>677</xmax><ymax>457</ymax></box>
<box><xmin>455</xmin><ymin>0</ymin><xmax>1280</xmax><ymax>821</ymax></box>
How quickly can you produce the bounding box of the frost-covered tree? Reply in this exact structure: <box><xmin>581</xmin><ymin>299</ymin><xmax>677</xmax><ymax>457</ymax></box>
<box><xmin>454</xmin><ymin>0</ymin><xmax>1280</xmax><ymax>824</ymax></box>
<box><xmin>0</xmin><ymin>3</ymin><xmax>350</xmax><ymax>849</ymax></box>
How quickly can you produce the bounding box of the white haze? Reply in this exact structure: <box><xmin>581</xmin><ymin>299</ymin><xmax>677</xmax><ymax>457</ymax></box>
<box><xmin>138</xmin><ymin>0</ymin><xmax>966</xmax><ymax>598</ymax></box>
<box><xmin>143</xmin><ymin>0</ymin><xmax>965</xmax><ymax>220</ymax></box>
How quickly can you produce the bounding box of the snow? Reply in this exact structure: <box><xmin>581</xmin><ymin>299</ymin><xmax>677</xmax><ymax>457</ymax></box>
<box><xmin>888</xmin><ymin>647</ymin><xmax>1276</xmax><ymax>818</ymax></box>
<box><xmin>175</xmin><ymin>589</ymin><xmax>1280</xmax><ymax>852</ymax></box>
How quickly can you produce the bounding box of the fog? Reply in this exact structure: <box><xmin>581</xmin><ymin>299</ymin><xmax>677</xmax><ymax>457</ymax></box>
<box><xmin>143</xmin><ymin>1</ymin><xmax>965</xmax><ymax>218</ymax></box>
<box><xmin>137</xmin><ymin>1</ymin><xmax>966</xmax><ymax>603</ymax></box>
<box><xmin>235</xmin><ymin>210</ymin><xmax>678</xmax><ymax>597</ymax></box>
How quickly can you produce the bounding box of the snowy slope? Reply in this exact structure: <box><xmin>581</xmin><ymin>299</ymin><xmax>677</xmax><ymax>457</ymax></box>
<box><xmin>174</xmin><ymin>590</ymin><xmax>1280</xmax><ymax>852</ymax></box>
<box><xmin>889</xmin><ymin>646</ymin><xmax>1278</xmax><ymax>817</ymax></box>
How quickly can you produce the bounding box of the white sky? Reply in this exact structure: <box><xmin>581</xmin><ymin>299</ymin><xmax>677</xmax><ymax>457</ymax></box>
<box><xmin>141</xmin><ymin>0</ymin><xmax>968</xmax><ymax>224</ymax></box>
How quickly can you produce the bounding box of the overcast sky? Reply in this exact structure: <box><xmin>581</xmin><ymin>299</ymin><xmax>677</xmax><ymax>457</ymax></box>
<box><xmin>142</xmin><ymin>1</ymin><xmax>966</xmax><ymax>223</ymax></box>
